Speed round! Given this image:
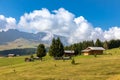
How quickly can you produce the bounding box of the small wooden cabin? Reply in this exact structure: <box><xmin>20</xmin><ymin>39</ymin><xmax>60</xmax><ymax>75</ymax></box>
<box><xmin>82</xmin><ymin>47</ymin><xmax>105</xmax><ymax>55</ymax></box>
<box><xmin>8</xmin><ymin>54</ymin><xmax>16</xmax><ymax>57</ymax></box>
<box><xmin>64</xmin><ymin>50</ymin><xmax>75</xmax><ymax>56</ymax></box>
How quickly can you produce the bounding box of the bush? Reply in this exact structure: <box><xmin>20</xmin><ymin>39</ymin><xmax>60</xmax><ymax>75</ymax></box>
<box><xmin>30</xmin><ymin>54</ymin><xmax>34</xmax><ymax>59</ymax></box>
<box><xmin>71</xmin><ymin>58</ymin><xmax>75</xmax><ymax>65</ymax></box>
<box><xmin>36</xmin><ymin>44</ymin><xmax>46</xmax><ymax>61</ymax></box>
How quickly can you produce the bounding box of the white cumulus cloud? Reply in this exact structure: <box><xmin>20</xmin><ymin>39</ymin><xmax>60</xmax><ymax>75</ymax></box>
<box><xmin>104</xmin><ymin>27</ymin><xmax>120</xmax><ymax>40</ymax></box>
<box><xmin>0</xmin><ymin>15</ymin><xmax>16</xmax><ymax>32</ymax></box>
<box><xmin>17</xmin><ymin>8</ymin><xmax>120</xmax><ymax>43</ymax></box>
<box><xmin>68</xmin><ymin>16</ymin><xmax>105</xmax><ymax>43</ymax></box>
<box><xmin>18</xmin><ymin>8</ymin><xmax>75</xmax><ymax>36</ymax></box>
<box><xmin>0</xmin><ymin>8</ymin><xmax>120</xmax><ymax>44</ymax></box>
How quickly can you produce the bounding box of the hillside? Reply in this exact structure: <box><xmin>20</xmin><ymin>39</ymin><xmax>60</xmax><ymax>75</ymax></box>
<box><xmin>0</xmin><ymin>29</ymin><xmax>68</xmax><ymax>52</ymax></box>
<box><xmin>105</xmin><ymin>47</ymin><xmax>120</xmax><ymax>55</ymax></box>
<box><xmin>0</xmin><ymin>29</ymin><xmax>68</xmax><ymax>46</ymax></box>
<box><xmin>0</xmin><ymin>48</ymin><xmax>120</xmax><ymax>80</ymax></box>
<box><xmin>0</xmin><ymin>38</ymin><xmax>49</xmax><ymax>51</ymax></box>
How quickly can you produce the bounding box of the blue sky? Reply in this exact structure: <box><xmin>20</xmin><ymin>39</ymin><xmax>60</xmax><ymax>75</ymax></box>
<box><xmin>0</xmin><ymin>0</ymin><xmax>120</xmax><ymax>30</ymax></box>
<box><xmin>0</xmin><ymin>0</ymin><xmax>120</xmax><ymax>43</ymax></box>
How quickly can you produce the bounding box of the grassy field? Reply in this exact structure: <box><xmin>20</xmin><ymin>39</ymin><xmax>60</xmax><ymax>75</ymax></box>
<box><xmin>0</xmin><ymin>48</ymin><xmax>120</xmax><ymax>80</ymax></box>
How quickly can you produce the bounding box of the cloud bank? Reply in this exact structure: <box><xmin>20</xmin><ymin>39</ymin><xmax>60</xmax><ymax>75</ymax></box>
<box><xmin>0</xmin><ymin>8</ymin><xmax>120</xmax><ymax>44</ymax></box>
<box><xmin>18</xmin><ymin>8</ymin><xmax>75</xmax><ymax>36</ymax></box>
<box><xmin>0</xmin><ymin>15</ymin><xmax>16</xmax><ymax>32</ymax></box>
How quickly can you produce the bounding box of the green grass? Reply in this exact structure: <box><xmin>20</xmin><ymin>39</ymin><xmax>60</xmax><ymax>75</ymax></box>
<box><xmin>0</xmin><ymin>48</ymin><xmax>120</xmax><ymax>80</ymax></box>
<box><xmin>105</xmin><ymin>47</ymin><xmax>120</xmax><ymax>55</ymax></box>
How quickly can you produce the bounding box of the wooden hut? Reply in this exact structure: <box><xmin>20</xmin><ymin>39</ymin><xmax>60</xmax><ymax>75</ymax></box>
<box><xmin>82</xmin><ymin>47</ymin><xmax>105</xmax><ymax>55</ymax></box>
<box><xmin>64</xmin><ymin>50</ymin><xmax>75</xmax><ymax>56</ymax></box>
<box><xmin>8</xmin><ymin>54</ymin><xmax>16</xmax><ymax>57</ymax></box>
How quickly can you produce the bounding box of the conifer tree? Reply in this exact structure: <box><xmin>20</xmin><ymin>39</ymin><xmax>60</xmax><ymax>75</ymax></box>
<box><xmin>103</xmin><ymin>40</ymin><xmax>108</xmax><ymax>49</ymax></box>
<box><xmin>49</xmin><ymin>37</ymin><xmax>64</xmax><ymax>57</ymax></box>
<box><xmin>95</xmin><ymin>39</ymin><xmax>103</xmax><ymax>47</ymax></box>
<box><xmin>49</xmin><ymin>38</ymin><xmax>56</xmax><ymax>57</ymax></box>
<box><xmin>36</xmin><ymin>44</ymin><xmax>46</xmax><ymax>60</ymax></box>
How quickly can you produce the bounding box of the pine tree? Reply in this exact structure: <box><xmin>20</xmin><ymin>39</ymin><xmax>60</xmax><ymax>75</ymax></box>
<box><xmin>90</xmin><ymin>40</ymin><xmax>95</xmax><ymax>46</ymax></box>
<box><xmin>56</xmin><ymin>37</ymin><xmax>64</xmax><ymax>57</ymax></box>
<box><xmin>95</xmin><ymin>39</ymin><xmax>103</xmax><ymax>47</ymax></box>
<box><xmin>103</xmin><ymin>40</ymin><xmax>108</xmax><ymax>49</ymax></box>
<box><xmin>108</xmin><ymin>39</ymin><xmax>120</xmax><ymax>49</ymax></box>
<box><xmin>71</xmin><ymin>44</ymin><xmax>79</xmax><ymax>55</ymax></box>
<box><xmin>49</xmin><ymin>37</ymin><xmax>64</xmax><ymax>57</ymax></box>
<box><xmin>36</xmin><ymin>44</ymin><xmax>46</xmax><ymax>60</ymax></box>
<box><xmin>49</xmin><ymin>38</ymin><xmax>56</xmax><ymax>57</ymax></box>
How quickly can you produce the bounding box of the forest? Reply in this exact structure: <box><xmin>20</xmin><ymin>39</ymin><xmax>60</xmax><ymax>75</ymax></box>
<box><xmin>64</xmin><ymin>39</ymin><xmax>120</xmax><ymax>55</ymax></box>
<box><xmin>0</xmin><ymin>48</ymin><xmax>36</xmax><ymax>56</ymax></box>
<box><xmin>0</xmin><ymin>39</ymin><xmax>120</xmax><ymax>56</ymax></box>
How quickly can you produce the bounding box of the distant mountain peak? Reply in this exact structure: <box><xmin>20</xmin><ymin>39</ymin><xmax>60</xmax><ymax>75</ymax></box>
<box><xmin>0</xmin><ymin>29</ymin><xmax>68</xmax><ymax>46</ymax></box>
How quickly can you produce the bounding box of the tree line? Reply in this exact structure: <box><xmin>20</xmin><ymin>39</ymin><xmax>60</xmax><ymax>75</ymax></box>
<box><xmin>3</xmin><ymin>38</ymin><xmax>119</xmax><ymax>59</ymax></box>
<box><xmin>36</xmin><ymin>38</ymin><xmax>120</xmax><ymax>59</ymax></box>
<box><xmin>64</xmin><ymin>39</ymin><xmax>120</xmax><ymax>55</ymax></box>
<box><xmin>0</xmin><ymin>48</ymin><xmax>36</xmax><ymax>56</ymax></box>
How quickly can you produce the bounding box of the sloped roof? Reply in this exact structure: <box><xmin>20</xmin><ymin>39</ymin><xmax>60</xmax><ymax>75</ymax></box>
<box><xmin>82</xmin><ymin>47</ymin><xmax>105</xmax><ymax>52</ymax></box>
<box><xmin>64</xmin><ymin>50</ymin><xmax>75</xmax><ymax>53</ymax></box>
<box><xmin>87</xmin><ymin>47</ymin><xmax>105</xmax><ymax>50</ymax></box>
<box><xmin>81</xmin><ymin>49</ymin><xmax>91</xmax><ymax>52</ymax></box>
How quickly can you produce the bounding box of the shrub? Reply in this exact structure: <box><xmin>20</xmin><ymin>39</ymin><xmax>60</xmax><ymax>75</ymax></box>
<box><xmin>71</xmin><ymin>58</ymin><xmax>75</xmax><ymax>65</ymax></box>
<box><xmin>30</xmin><ymin>54</ymin><xmax>34</xmax><ymax>59</ymax></box>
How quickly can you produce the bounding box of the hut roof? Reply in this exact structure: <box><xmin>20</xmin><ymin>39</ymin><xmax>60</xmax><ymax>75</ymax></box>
<box><xmin>87</xmin><ymin>47</ymin><xmax>105</xmax><ymax>50</ymax></box>
<box><xmin>82</xmin><ymin>47</ymin><xmax>105</xmax><ymax>52</ymax></box>
<box><xmin>81</xmin><ymin>50</ymin><xmax>91</xmax><ymax>52</ymax></box>
<box><xmin>64</xmin><ymin>50</ymin><xmax>75</xmax><ymax>53</ymax></box>
<box><xmin>8</xmin><ymin>54</ymin><xmax>15</xmax><ymax>56</ymax></box>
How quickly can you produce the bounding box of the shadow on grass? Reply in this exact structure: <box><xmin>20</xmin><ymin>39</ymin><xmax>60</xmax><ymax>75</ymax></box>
<box><xmin>42</xmin><ymin>78</ymin><xmax>55</xmax><ymax>80</ymax></box>
<box><xmin>72</xmin><ymin>62</ymin><xmax>80</xmax><ymax>65</ymax></box>
<box><xmin>43</xmin><ymin>78</ymin><xmax>69</xmax><ymax>80</ymax></box>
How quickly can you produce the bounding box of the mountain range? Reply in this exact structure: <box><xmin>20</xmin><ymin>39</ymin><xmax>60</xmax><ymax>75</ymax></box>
<box><xmin>0</xmin><ymin>29</ymin><xmax>68</xmax><ymax>50</ymax></box>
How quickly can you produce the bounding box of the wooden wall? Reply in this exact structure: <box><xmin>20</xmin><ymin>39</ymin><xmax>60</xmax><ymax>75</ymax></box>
<box><xmin>83</xmin><ymin>50</ymin><xmax>103</xmax><ymax>55</ymax></box>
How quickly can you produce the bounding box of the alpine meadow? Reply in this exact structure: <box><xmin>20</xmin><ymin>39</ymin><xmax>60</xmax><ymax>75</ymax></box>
<box><xmin>0</xmin><ymin>48</ymin><xmax>120</xmax><ymax>80</ymax></box>
<box><xmin>0</xmin><ymin>0</ymin><xmax>120</xmax><ymax>80</ymax></box>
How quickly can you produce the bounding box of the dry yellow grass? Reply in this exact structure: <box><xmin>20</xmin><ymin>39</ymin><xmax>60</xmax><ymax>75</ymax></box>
<box><xmin>0</xmin><ymin>48</ymin><xmax>120</xmax><ymax>80</ymax></box>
